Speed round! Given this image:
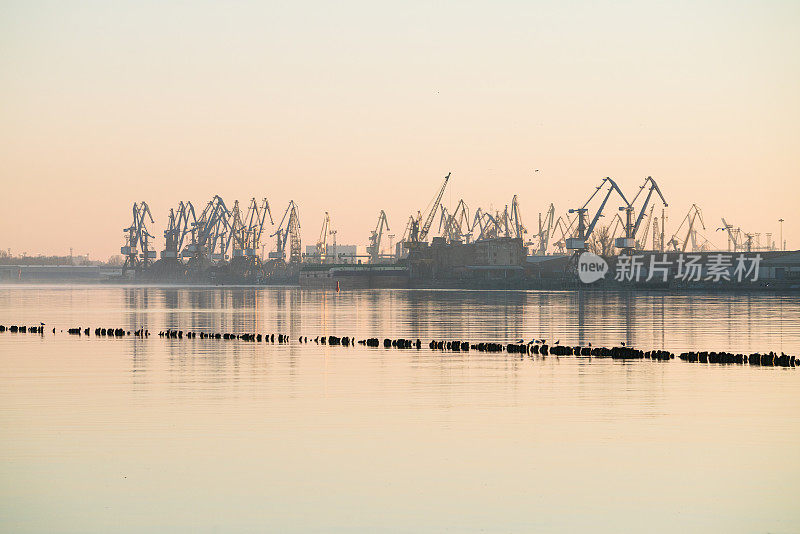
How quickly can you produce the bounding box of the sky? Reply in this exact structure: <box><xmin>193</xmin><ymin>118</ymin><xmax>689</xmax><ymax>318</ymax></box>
<box><xmin>1</xmin><ymin>0</ymin><xmax>798</xmax><ymax>259</ymax></box>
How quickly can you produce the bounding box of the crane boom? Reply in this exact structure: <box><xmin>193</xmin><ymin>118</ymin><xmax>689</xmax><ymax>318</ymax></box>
<box><xmin>584</xmin><ymin>177</ymin><xmax>629</xmax><ymax>238</ymax></box>
<box><xmin>418</xmin><ymin>172</ymin><xmax>450</xmax><ymax>242</ymax></box>
<box><xmin>629</xmin><ymin>176</ymin><xmax>668</xmax><ymax>238</ymax></box>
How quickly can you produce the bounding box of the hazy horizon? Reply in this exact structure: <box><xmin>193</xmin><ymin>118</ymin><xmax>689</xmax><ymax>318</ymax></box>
<box><xmin>1</xmin><ymin>1</ymin><xmax>798</xmax><ymax>259</ymax></box>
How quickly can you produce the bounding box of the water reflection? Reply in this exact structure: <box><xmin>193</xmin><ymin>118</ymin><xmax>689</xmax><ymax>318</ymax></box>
<box><xmin>100</xmin><ymin>287</ymin><xmax>800</xmax><ymax>357</ymax></box>
<box><xmin>1</xmin><ymin>286</ymin><xmax>800</xmax><ymax>533</ymax></box>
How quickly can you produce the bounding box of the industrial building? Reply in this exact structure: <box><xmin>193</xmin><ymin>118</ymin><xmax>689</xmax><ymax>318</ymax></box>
<box><xmin>304</xmin><ymin>244</ymin><xmax>358</xmax><ymax>264</ymax></box>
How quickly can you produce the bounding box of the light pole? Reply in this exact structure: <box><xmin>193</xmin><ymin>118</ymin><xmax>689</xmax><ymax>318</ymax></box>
<box><xmin>779</xmin><ymin>218</ymin><xmax>784</xmax><ymax>251</ymax></box>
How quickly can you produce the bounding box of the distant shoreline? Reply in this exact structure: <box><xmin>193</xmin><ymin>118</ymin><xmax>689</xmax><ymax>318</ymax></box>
<box><xmin>1</xmin><ymin>280</ymin><xmax>798</xmax><ymax>295</ymax></box>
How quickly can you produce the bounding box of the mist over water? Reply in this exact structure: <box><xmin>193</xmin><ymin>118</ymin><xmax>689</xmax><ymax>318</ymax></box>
<box><xmin>1</xmin><ymin>286</ymin><xmax>799</xmax><ymax>533</ymax></box>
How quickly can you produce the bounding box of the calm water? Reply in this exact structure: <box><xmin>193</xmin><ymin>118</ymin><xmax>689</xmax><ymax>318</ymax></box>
<box><xmin>1</xmin><ymin>286</ymin><xmax>799</xmax><ymax>533</ymax></box>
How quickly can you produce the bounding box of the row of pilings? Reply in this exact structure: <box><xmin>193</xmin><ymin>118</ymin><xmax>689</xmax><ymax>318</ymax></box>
<box><xmin>679</xmin><ymin>351</ymin><xmax>796</xmax><ymax>367</ymax></box>
<box><xmin>1</xmin><ymin>324</ymin><xmax>797</xmax><ymax>368</ymax></box>
<box><xmin>0</xmin><ymin>325</ymin><xmax>44</xmax><ymax>334</ymax></box>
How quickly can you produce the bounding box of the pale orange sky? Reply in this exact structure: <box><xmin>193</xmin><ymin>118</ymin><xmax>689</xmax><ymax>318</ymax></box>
<box><xmin>1</xmin><ymin>1</ymin><xmax>798</xmax><ymax>259</ymax></box>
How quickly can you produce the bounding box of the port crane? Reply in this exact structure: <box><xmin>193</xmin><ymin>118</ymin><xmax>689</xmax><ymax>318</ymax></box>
<box><xmin>567</xmin><ymin>177</ymin><xmax>630</xmax><ymax>252</ymax></box>
<box><xmin>225</xmin><ymin>200</ymin><xmax>246</xmax><ymax>259</ymax></box>
<box><xmin>497</xmin><ymin>206</ymin><xmax>510</xmax><ymax>238</ymax></box>
<box><xmin>509</xmin><ymin>195</ymin><xmax>526</xmax><ymax>240</ymax></box>
<box><xmin>438</xmin><ymin>206</ymin><xmax>455</xmax><ymax>241</ymax></box>
<box><xmin>401</xmin><ymin>215</ymin><xmax>417</xmax><ymax>245</ymax></box>
<box><xmin>242</xmin><ymin>198</ymin><xmax>273</xmax><ymax>259</ymax></box>
<box><xmin>717</xmin><ymin>219</ymin><xmax>774</xmax><ymax>252</ymax></box>
<box><xmin>186</xmin><ymin>195</ymin><xmax>232</xmax><ymax>262</ymax></box>
<box><xmin>162</xmin><ymin>201</ymin><xmax>195</xmax><ymax>260</ymax></box>
<box><xmin>473</xmin><ymin>208</ymin><xmax>502</xmax><ymax>241</ymax></box>
<box><xmin>668</xmin><ymin>204</ymin><xmax>707</xmax><ymax>253</ymax></box>
<box><xmin>409</xmin><ymin>172</ymin><xmax>451</xmax><ymax>243</ymax></box>
<box><xmin>219</xmin><ymin>197</ymin><xmax>273</xmax><ymax>277</ymax></box>
<box><xmin>316</xmin><ymin>212</ymin><xmax>331</xmax><ymax>262</ymax></box>
<box><xmin>438</xmin><ymin>200</ymin><xmax>471</xmax><ymax>243</ymax></box>
<box><xmin>635</xmin><ymin>205</ymin><xmax>655</xmax><ymax>251</ymax></box>
<box><xmin>533</xmin><ymin>203</ymin><xmax>555</xmax><ymax>255</ymax></box>
<box><xmin>270</xmin><ymin>200</ymin><xmax>301</xmax><ymax>263</ymax></box>
<box><xmin>224</xmin><ymin>198</ymin><xmax>272</xmax><ymax>262</ymax></box>
<box><xmin>453</xmin><ymin>200</ymin><xmax>473</xmax><ymax>242</ymax></box>
<box><xmin>718</xmin><ymin>218</ymin><xmax>744</xmax><ymax>252</ymax></box>
<box><xmin>585</xmin><ymin>212</ymin><xmax>624</xmax><ymax>256</ymax></box>
<box><xmin>617</xmin><ymin>176</ymin><xmax>667</xmax><ymax>252</ymax></box>
<box><xmin>472</xmin><ymin>208</ymin><xmax>486</xmax><ymax>240</ymax></box>
<box><xmin>608</xmin><ymin>212</ymin><xmax>627</xmax><ymax>241</ymax></box>
<box><xmin>316</xmin><ymin>211</ymin><xmax>336</xmax><ymax>263</ymax></box>
<box><xmin>209</xmin><ymin>198</ymin><xmax>233</xmax><ymax>261</ymax></box>
<box><xmin>367</xmin><ymin>210</ymin><xmax>390</xmax><ymax>263</ymax></box>
<box><xmin>122</xmin><ymin>201</ymin><xmax>156</xmax><ymax>272</ymax></box>
<box><xmin>550</xmin><ymin>213</ymin><xmax>576</xmax><ymax>254</ymax></box>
